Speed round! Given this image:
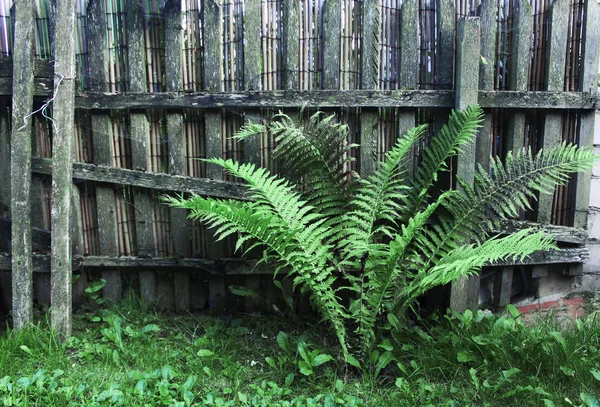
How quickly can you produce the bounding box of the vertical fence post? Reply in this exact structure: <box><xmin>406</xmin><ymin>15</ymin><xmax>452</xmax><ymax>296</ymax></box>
<box><xmin>204</xmin><ymin>0</ymin><xmax>226</xmax><ymax>309</ymax></box>
<box><xmin>88</xmin><ymin>0</ymin><xmax>121</xmax><ymax>304</ymax></box>
<box><xmin>0</xmin><ymin>98</ymin><xmax>9</xmax><ymax>220</ymax></box>
<box><xmin>127</xmin><ymin>1</ymin><xmax>156</xmax><ymax>304</ymax></box>
<box><xmin>50</xmin><ymin>0</ymin><xmax>77</xmax><ymax>338</ymax></box>
<box><xmin>476</xmin><ymin>0</ymin><xmax>497</xmax><ymax>170</ymax></box>
<box><xmin>10</xmin><ymin>0</ymin><xmax>35</xmax><ymax>329</ymax></box>
<box><xmin>572</xmin><ymin>0</ymin><xmax>600</xmax><ymax>278</ymax></box>
<box><xmin>537</xmin><ymin>0</ymin><xmax>568</xmax><ymax>225</ymax></box>
<box><xmin>165</xmin><ymin>0</ymin><xmax>191</xmax><ymax>312</ymax></box>
<box><xmin>282</xmin><ymin>0</ymin><xmax>299</xmax><ymax>91</ymax></box>
<box><xmin>503</xmin><ymin>0</ymin><xmax>531</xmax><ymax>153</ymax></box>
<box><xmin>574</xmin><ymin>1</ymin><xmax>600</xmax><ymax>229</ymax></box>
<box><xmin>322</xmin><ymin>0</ymin><xmax>341</xmax><ymax>90</ymax></box>
<box><xmin>398</xmin><ymin>0</ymin><xmax>418</xmax><ymax>174</ymax></box>
<box><xmin>359</xmin><ymin>0</ymin><xmax>379</xmax><ymax>178</ymax></box>
<box><xmin>243</xmin><ymin>0</ymin><xmax>263</xmax><ymax>312</ymax></box>
<box><xmin>449</xmin><ymin>17</ymin><xmax>480</xmax><ymax>313</ymax></box>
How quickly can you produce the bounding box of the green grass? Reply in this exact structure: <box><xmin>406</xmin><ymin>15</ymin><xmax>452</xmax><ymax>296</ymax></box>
<box><xmin>0</xmin><ymin>296</ymin><xmax>599</xmax><ymax>406</ymax></box>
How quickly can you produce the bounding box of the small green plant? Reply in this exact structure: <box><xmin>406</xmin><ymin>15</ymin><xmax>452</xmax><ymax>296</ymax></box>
<box><xmin>165</xmin><ymin>106</ymin><xmax>596</xmax><ymax>365</ymax></box>
<box><xmin>266</xmin><ymin>332</ymin><xmax>334</xmax><ymax>378</ymax></box>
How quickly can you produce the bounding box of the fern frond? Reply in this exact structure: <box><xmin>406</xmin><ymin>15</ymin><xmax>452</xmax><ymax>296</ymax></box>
<box><xmin>338</xmin><ymin>124</ymin><xmax>427</xmax><ymax>260</ymax></box>
<box><xmin>401</xmin><ymin>106</ymin><xmax>484</xmax><ymax>219</ymax></box>
<box><xmin>411</xmin><ymin>142</ymin><xmax>596</xmax><ymax>272</ymax></box>
<box><xmin>403</xmin><ymin>229</ymin><xmax>556</xmax><ymax>305</ymax></box>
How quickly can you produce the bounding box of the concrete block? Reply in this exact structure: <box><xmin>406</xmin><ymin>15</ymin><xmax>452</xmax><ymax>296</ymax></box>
<box><xmin>582</xmin><ymin>274</ymin><xmax>600</xmax><ymax>291</ymax></box>
<box><xmin>583</xmin><ymin>244</ymin><xmax>600</xmax><ymax>275</ymax></box>
<box><xmin>589</xmin><ymin>210</ymin><xmax>600</xmax><ymax>239</ymax></box>
<box><xmin>535</xmin><ymin>266</ymin><xmax>576</xmax><ymax>298</ymax></box>
<box><xmin>593</xmin><ymin>147</ymin><xmax>600</xmax><ymax>177</ymax></box>
<box><xmin>595</xmin><ymin>111</ymin><xmax>600</xmax><ymax>144</ymax></box>
<box><xmin>589</xmin><ymin>178</ymin><xmax>600</xmax><ymax>208</ymax></box>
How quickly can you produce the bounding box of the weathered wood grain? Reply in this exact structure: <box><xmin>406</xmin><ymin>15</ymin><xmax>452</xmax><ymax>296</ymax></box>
<box><xmin>10</xmin><ymin>0</ymin><xmax>36</xmax><ymax>328</ymax></box>
<box><xmin>165</xmin><ymin>0</ymin><xmax>191</xmax><ymax>312</ymax></box>
<box><xmin>359</xmin><ymin>0</ymin><xmax>379</xmax><ymax>178</ymax></box>
<box><xmin>87</xmin><ymin>0</ymin><xmax>121</xmax><ymax>304</ymax></box>
<box><xmin>476</xmin><ymin>0</ymin><xmax>496</xmax><ymax>171</ymax></box>
<box><xmin>127</xmin><ymin>0</ymin><xmax>156</xmax><ymax>304</ymax></box>
<box><xmin>537</xmin><ymin>0</ymin><xmax>569</xmax><ymax>225</ymax></box>
<box><xmin>74</xmin><ymin>90</ymin><xmax>596</xmax><ymax>110</ymax></box>
<box><xmin>504</xmin><ymin>0</ymin><xmax>532</xmax><ymax>154</ymax></box>
<box><xmin>50</xmin><ymin>0</ymin><xmax>77</xmax><ymax>337</ymax></box>
<box><xmin>0</xmin><ymin>98</ymin><xmax>10</xmax><ymax>219</ymax></box>
<box><xmin>494</xmin><ymin>268</ymin><xmax>513</xmax><ymax>308</ymax></box>
<box><xmin>451</xmin><ymin>17</ymin><xmax>481</xmax><ymax>314</ymax></box>
<box><xmin>322</xmin><ymin>0</ymin><xmax>341</xmax><ymax>90</ymax></box>
<box><xmin>574</xmin><ymin>1</ymin><xmax>600</xmax><ymax>229</ymax></box>
<box><xmin>282</xmin><ymin>0</ymin><xmax>299</xmax><ymax>90</ymax></box>
<box><xmin>31</xmin><ymin>159</ymin><xmax>250</xmax><ymax>200</ymax></box>
<box><xmin>0</xmin><ymin>246</ymin><xmax>589</xmax><ymax>273</ymax></box>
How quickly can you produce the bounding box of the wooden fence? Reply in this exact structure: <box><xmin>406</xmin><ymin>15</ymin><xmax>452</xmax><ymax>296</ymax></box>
<box><xmin>0</xmin><ymin>0</ymin><xmax>598</xmax><ymax>335</ymax></box>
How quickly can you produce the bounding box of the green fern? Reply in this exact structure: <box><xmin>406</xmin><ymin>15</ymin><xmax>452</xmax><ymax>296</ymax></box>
<box><xmin>165</xmin><ymin>106</ymin><xmax>596</xmax><ymax>364</ymax></box>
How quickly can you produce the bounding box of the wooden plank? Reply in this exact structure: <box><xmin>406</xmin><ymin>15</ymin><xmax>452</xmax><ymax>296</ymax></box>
<box><xmin>496</xmin><ymin>219</ymin><xmax>588</xmax><ymax>245</ymax></box>
<box><xmin>203</xmin><ymin>0</ymin><xmax>225</xmax><ymax>310</ymax></box>
<box><xmin>574</xmin><ymin>1</ymin><xmax>600</xmax><ymax>229</ymax></box>
<box><xmin>73</xmin><ymin>90</ymin><xmax>597</xmax><ymax>110</ymax></box>
<box><xmin>282</xmin><ymin>0</ymin><xmax>299</xmax><ymax>90</ymax></box>
<box><xmin>87</xmin><ymin>0</ymin><xmax>121</xmax><ymax>304</ymax></box>
<box><xmin>476</xmin><ymin>0</ymin><xmax>496</xmax><ymax>171</ymax></box>
<box><xmin>0</xmin><ymin>246</ymin><xmax>589</xmax><ymax>273</ymax></box>
<box><xmin>127</xmin><ymin>0</ymin><xmax>156</xmax><ymax>304</ymax></box>
<box><xmin>359</xmin><ymin>0</ymin><xmax>379</xmax><ymax>178</ymax></box>
<box><xmin>242</xmin><ymin>0</ymin><xmax>262</xmax><ymax>167</ymax></box>
<box><xmin>0</xmin><ymin>59</ymin><xmax>55</xmax><ymax>78</ymax></box>
<box><xmin>50</xmin><ymin>0</ymin><xmax>77</xmax><ymax>337</ymax></box>
<box><xmin>31</xmin><ymin>159</ymin><xmax>249</xmax><ymax>200</ymax></box>
<box><xmin>537</xmin><ymin>0</ymin><xmax>569</xmax><ymax>225</ymax></box>
<box><xmin>0</xmin><ymin>98</ymin><xmax>9</xmax><ymax>219</ymax></box>
<box><xmin>493</xmin><ymin>267</ymin><xmax>513</xmax><ymax>308</ymax></box>
<box><xmin>0</xmin><ymin>77</ymin><xmax>53</xmax><ymax>97</ymax></box>
<box><xmin>450</xmin><ymin>17</ymin><xmax>481</xmax><ymax>314</ymax></box>
<box><xmin>243</xmin><ymin>0</ymin><xmax>264</xmax><ymax>311</ymax></box>
<box><xmin>322</xmin><ymin>0</ymin><xmax>341</xmax><ymax>90</ymax></box>
<box><xmin>504</xmin><ymin>0</ymin><xmax>532</xmax><ymax>153</ymax></box>
<box><xmin>398</xmin><ymin>0</ymin><xmax>418</xmax><ymax>174</ymax></box>
<box><xmin>10</xmin><ymin>0</ymin><xmax>35</xmax><ymax>328</ymax></box>
<box><xmin>165</xmin><ymin>0</ymin><xmax>190</xmax><ymax>312</ymax></box>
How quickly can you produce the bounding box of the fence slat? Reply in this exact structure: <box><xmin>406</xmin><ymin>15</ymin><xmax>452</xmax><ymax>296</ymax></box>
<box><xmin>204</xmin><ymin>0</ymin><xmax>226</xmax><ymax>309</ymax></box>
<box><xmin>50</xmin><ymin>0</ymin><xmax>77</xmax><ymax>337</ymax></box>
<box><xmin>504</xmin><ymin>0</ymin><xmax>531</xmax><ymax>153</ymax></box>
<box><xmin>165</xmin><ymin>0</ymin><xmax>190</xmax><ymax>312</ymax></box>
<box><xmin>476</xmin><ymin>0</ymin><xmax>496</xmax><ymax>170</ymax></box>
<box><xmin>397</xmin><ymin>0</ymin><xmax>418</xmax><ymax>174</ymax></box>
<box><xmin>322</xmin><ymin>0</ymin><xmax>341</xmax><ymax>90</ymax></box>
<box><xmin>10</xmin><ymin>0</ymin><xmax>35</xmax><ymax>328</ymax></box>
<box><xmin>537</xmin><ymin>0</ymin><xmax>568</xmax><ymax>225</ymax></box>
<box><xmin>574</xmin><ymin>1</ymin><xmax>600</xmax><ymax>229</ymax></box>
<box><xmin>359</xmin><ymin>0</ymin><xmax>379</xmax><ymax>178</ymax></box>
<box><xmin>282</xmin><ymin>0</ymin><xmax>299</xmax><ymax>90</ymax></box>
<box><xmin>0</xmin><ymin>97</ymin><xmax>9</xmax><ymax>220</ymax></box>
<box><xmin>88</xmin><ymin>0</ymin><xmax>121</xmax><ymax>304</ymax></box>
<box><xmin>243</xmin><ymin>0</ymin><xmax>263</xmax><ymax>312</ymax></box>
<box><xmin>127</xmin><ymin>1</ymin><xmax>156</xmax><ymax>304</ymax></box>
<box><xmin>450</xmin><ymin>17</ymin><xmax>480</xmax><ymax>313</ymax></box>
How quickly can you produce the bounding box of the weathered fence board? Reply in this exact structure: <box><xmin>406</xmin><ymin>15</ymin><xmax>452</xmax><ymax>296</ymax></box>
<box><xmin>74</xmin><ymin>90</ymin><xmax>596</xmax><ymax>110</ymax></box>
<box><xmin>50</xmin><ymin>0</ymin><xmax>77</xmax><ymax>337</ymax></box>
<box><xmin>10</xmin><ymin>0</ymin><xmax>36</xmax><ymax>328</ymax></box>
<box><xmin>450</xmin><ymin>17</ymin><xmax>480</xmax><ymax>313</ymax></box>
<box><xmin>87</xmin><ymin>0</ymin><xmax>121</xmax><ymax>304</ymax></box>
